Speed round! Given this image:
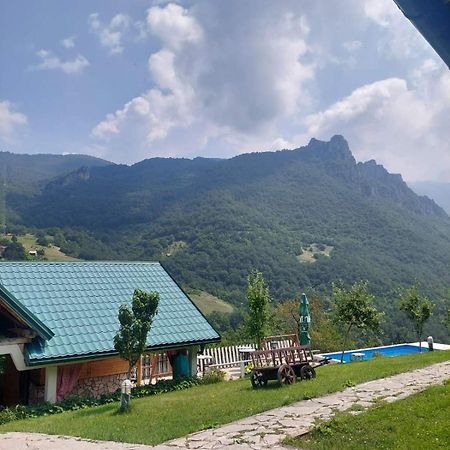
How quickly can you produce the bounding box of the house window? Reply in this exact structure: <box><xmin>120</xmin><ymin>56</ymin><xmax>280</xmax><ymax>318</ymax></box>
<box><xmin>157</xmin><ymin>353</ymin><xmax>169</xmax><ymax>374</ymax></box>
<box><xmin>141</xmin><ymin>354</ymin><xmax>151</xmax><ymax>380</ymax></box>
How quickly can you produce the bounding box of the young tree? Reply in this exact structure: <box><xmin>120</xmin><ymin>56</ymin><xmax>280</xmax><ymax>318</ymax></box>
<box><xmin>245</xmin><ymin>271</ymin><xmax>269</xmax><ymax>349</ymax></box>
<box><xmin>114</xmin><ymin>289</ymin><xmax>159</xmax><ymax>378</ymax></box>
<box><xmin>332</xmin><ymin>281</ymin><xmax>383</xmax><ymax>363</ymax></box>
<box><xmin>271</xmin><ymin>299</ymin><xmax>301</xmax><ymax>336</ymax></box>
<box><xmin>399</xmin><ymin>284</ymin><xmax>434</xmax><ymax>351</ymax></box>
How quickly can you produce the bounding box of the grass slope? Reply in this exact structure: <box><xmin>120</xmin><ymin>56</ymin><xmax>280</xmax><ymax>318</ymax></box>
<box><xmin>1</xmin><ymin>352</ymin><xmax>448</xmax><ymax>445</ymax></box>
<box><xmin>15</xmin><ymin>234</ymin><xmax>79</xmax><ymax>261</ymax></box>
<box><xmin>286</xmin><ymin>380</ymin><xmax>450</xmax><ymax>449</ymax></box>
<box><xmin>297</xmin><ymin>243</ymin><xmax>334</xmax><ymax>263</ymax></box>
<box><xmin>189</xmin><ymin>290</ymin><xmax>234</xmax><ymax>314</ymax></box>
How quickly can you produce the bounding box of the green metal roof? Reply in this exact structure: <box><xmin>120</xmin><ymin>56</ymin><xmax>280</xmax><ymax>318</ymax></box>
<box><xmin>0</xmin><ymin>284</ymin><xmax>54</xmax><ymax>340</ymax></box>
<box><xmin>0</xmin><ymin>262</ymin><xmax>220</xmax><ymax>365</ymax></box>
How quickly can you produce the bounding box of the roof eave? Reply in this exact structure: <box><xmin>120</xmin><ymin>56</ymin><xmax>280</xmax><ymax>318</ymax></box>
<box><xmin>25</xmin><ymin>336</ymin><xmax>221</xmax><ymax>367</ymax></box>
<box><xmin>0</xmin><ymin>284</ymin><xmax>54</xmax><ymax>340</ymax></box>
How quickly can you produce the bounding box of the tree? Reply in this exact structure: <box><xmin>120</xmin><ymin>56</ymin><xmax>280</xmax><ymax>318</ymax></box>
<box><xmin>3</xmin><ymin>237</ymin><xmax>27</xmax><ymax>260</ymax></box>
<box><xmin>309</xmin><ymin>296</ymin><xmax>351</xmax><ymax>353</ymax></box>
<box><xmin>245</xmin><ymin>271</ymin><xmax>269</xmax><ymax>349</ymax></box>
<box><xmin>399</xmin><ymin>284</ymin><xmax>434</xmax><ymax>351</ymax></box>
<box><xmin>444</xmin><ymin>307</ymin><xmax>450</xmax><ymax>331</ymax></box>
<box><xmin>114</xmin><ymin>289</ymin><xmax>159</xmax><ymax>378</ymax></box>
<box><xmin>36</xmin><ymin>235</ymin><xmax>50</xmax><ymax>246</ymax></box>
<box><xmin>442</xmin><ymin>290</ymin><xmax>450</xmax><ymax>331</ymax></box>
<box><xmin>271</xmin><ymin>299</ymin><xmax>300</xmax><ymax>336</ymax></box>
<box><xmin>271</xmin><ymin>297</ymin><xmax>346</xmax><ymax>352</ymax></box>
<box><xmin>332</xmin><ymin>281</ymin><xmax>383</xmax><ymax>363</ymax></box>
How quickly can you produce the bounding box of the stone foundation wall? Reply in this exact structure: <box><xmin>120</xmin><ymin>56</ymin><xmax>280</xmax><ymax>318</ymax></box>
<box><xmin>66</xmin><ymin>373</ymin><xmax>128</xmax><ymax>400</ymax></box>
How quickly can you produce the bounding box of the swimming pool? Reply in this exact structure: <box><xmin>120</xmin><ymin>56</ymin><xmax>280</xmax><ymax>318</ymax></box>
<box><xmin>321</xmin><ymin>344</ymin><xmax>434</xmax><ymax>363</ymax></box>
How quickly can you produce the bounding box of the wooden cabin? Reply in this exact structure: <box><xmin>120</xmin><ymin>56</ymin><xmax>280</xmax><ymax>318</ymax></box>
<box><xmin>0</xmin><ymin>262</ymin><xmax>220</xmax><ymax>405</ymax></box>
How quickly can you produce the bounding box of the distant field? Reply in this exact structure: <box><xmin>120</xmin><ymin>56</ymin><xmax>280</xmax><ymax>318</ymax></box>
<box><xmin>297</xmin><ymin>243</ymin><xmax>333</xmax><ymax>263</ymax></box>
<box><xmin>12</xmin><ymin>233</ymin><xmax>79</xmax><ymax>261</ymax></box>
<box><xmin>189</xmin><ymin>290</ymin><xmax>233</xmax><ymax>315</ymax></box>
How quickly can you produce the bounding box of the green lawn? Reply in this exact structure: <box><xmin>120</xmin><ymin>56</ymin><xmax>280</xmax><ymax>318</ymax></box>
<box><xmin>1</xmin><ymin>351</ymin><xmax>448</xmax><ymax>445</ymax></box>
<box><xmin>285</xmin><ymin>380</ymin><xmax>450</xmax><ymax>450</ymax></box>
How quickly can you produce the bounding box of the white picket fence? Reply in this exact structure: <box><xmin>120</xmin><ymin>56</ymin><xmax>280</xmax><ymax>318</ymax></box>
<box><xmin>198</xmin><ymin>343</ymin><xmax>255</xmax><ymax>372</ymax></box>
<box><xmin>198</xmin><ymin>338</ymin><xmax>295</xmax><ymax>373</ymax></box>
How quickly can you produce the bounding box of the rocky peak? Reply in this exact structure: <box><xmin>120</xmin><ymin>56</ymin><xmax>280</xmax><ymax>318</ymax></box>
<box><xmin>305</xmin><ymin>135</ymin><xmax>356</xmax><ymax>164</ymax></box>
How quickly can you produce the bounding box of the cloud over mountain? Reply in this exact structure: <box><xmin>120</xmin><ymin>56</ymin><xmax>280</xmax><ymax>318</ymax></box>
<box><xmin>91</xmin><ymin>1</ymin><xmax>316</xmax><ymax>162</ymax></box>
<box><xmin>302</xmin><ymin>60</ymin><xmax>450</xmax><ymax>181</ymax></box>
<box><xmin>2</xmin><ymin>0</ymin><xmax>447</xmax><ymax>181</ymax></box>
<box><xmin>88</xmin><ymin>0</ymin><xmax>449</xmax><ymax>182</ymax></box>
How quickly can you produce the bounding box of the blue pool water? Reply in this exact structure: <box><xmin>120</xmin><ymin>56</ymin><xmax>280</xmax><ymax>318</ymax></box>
<box><xmin>321</xmin><ymin>344</ymin><xmax>434</xmax><ymax>363</ymax></box>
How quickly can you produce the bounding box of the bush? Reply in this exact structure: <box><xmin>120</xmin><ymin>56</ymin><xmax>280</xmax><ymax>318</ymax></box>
<box><xmin>201</xmin><ymin>368</ymin><xmax>225</xmax><ymax>384</ymax></box>
<box><xmin>36</xmin><ymin>236</ymin><xmax>50</xmax><ymax>246</ymax></box>
<box><xmin>0</xmin><ymin>375</ymin><xmax>221</xmax><ymax>425</ymax></box>
<box><xmin>244</xmin><ymin>363</ymin><xmax>254</xmax><ymax>375</ymax></box>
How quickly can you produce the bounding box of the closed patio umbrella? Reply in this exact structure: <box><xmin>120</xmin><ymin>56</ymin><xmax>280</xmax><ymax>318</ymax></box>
<box><xmin>299</xmin><ymin>293</ymin><xmax>311</xmax><ymax>346</ymax></box>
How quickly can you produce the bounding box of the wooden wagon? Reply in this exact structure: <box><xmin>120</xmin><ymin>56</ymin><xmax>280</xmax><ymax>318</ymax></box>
<box><xmin>249</xmin><ymin>334</ymin><xmax>330</xmax><ymax>388</ymax></box>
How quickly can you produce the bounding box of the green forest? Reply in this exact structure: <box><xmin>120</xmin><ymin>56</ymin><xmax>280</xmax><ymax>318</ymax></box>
<box><xmin>2</xmin><ymin>136</ymin><xmax>450</xmax><ymax>344</ymax></box>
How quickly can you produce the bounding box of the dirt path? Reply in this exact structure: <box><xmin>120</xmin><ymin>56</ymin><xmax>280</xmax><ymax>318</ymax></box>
<box><xmin>1</xmin><ymin>361</ymin><xmax>449</xmax><ymax>450</ymax></box>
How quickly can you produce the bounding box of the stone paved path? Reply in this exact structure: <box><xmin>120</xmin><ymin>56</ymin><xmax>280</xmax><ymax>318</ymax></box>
<box><xmin>1</xmin><ymin>361</ymin><xmax>449</xmax><ymax>450</ymax></box>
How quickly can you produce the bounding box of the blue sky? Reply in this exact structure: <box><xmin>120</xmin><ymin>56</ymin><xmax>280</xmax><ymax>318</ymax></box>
<box><xmin>1</xmin><ymin>0</ymin><xmax>449</xmax><ymax>181</ymax></box>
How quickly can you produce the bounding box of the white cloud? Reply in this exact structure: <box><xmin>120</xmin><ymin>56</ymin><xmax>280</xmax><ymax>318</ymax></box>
<box><xmin>0</xmin><ymin>100</ymin><xmax>28</xmax><ymax>144</ymax></box>
<box><xmin>92</xmin><ymin>1</ymin><xmax>315</xmax><ymax>162</ymax></box>
<box><xmin>147</xmin><ymin>3</ymin><xmax>203</xmax><ymax>49</ymax></box>
<box><xmin>364</xmin><ymin>0</ymin><xmax>395</xmax><ymax>27</ymax></box>
<box><xmin>364</xmin><ymin>0</ymin><xmax>429</xmax><ymax>60</ymax></box>
<box><xmin>88</xmin><ymin>12</ymin><xmax>130</xmax><ymax>54</ymax></box>
<box><xmin>87</xmin><ymin>0</ymin><xmax>449</xmax><ymax>181</ymax></box>
<box><xmin>301</xmin><ymin>61</ymin><xmax>450</xmax><ymax>181</ymax></box>
<box><xmin>61</xmin><ymin>36</ymin><xmax>76</xmax><ymax>49</ymax></box>
<box><xmin>33</xmin><ymin>49</ymin><xmax>89</xmax><ymax>74</ymax></box>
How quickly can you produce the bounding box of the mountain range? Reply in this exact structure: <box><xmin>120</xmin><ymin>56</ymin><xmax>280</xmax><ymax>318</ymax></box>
<box><xmin>0</xmin><ymin>151</ymin><xmax>110</xmax><ymax>191</ymax></box>
<box><xmin>3</xmin><ymin>136</ymin><xmax>450</xmax><ymax>341</ymax></box>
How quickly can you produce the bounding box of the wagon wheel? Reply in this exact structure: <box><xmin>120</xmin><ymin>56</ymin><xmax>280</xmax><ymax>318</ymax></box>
<box><xmin>277</xmin><ymin>364</ymin><xmax>296</xmax><ymax>385</ymax></box>
<box><xmin>250</xmin><ymin>371</ymin><xmax>268</xmax><ymax>388</ymax></box>
<box><xmin>300</xmin><ymin>364</ymin><xmax>316</xmax><ymax>380</ymax></box>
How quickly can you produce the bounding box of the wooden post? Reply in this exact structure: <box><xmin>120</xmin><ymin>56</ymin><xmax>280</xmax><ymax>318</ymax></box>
<box><xmin>136</xmin><ymin>355</ymin><xmax>143</xmax><ymax>386</ymax></box>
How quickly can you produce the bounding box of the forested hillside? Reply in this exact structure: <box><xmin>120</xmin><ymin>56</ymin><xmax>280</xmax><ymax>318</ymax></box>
<box><xmin>0</xmin><ymin>151</ymin><xmax>111</xmax><ymax>193</ymax></box>
<box><xmin>6</xmin><ymin>136</ymin><xmax>450</xmax><ymax>341</ymax></box>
